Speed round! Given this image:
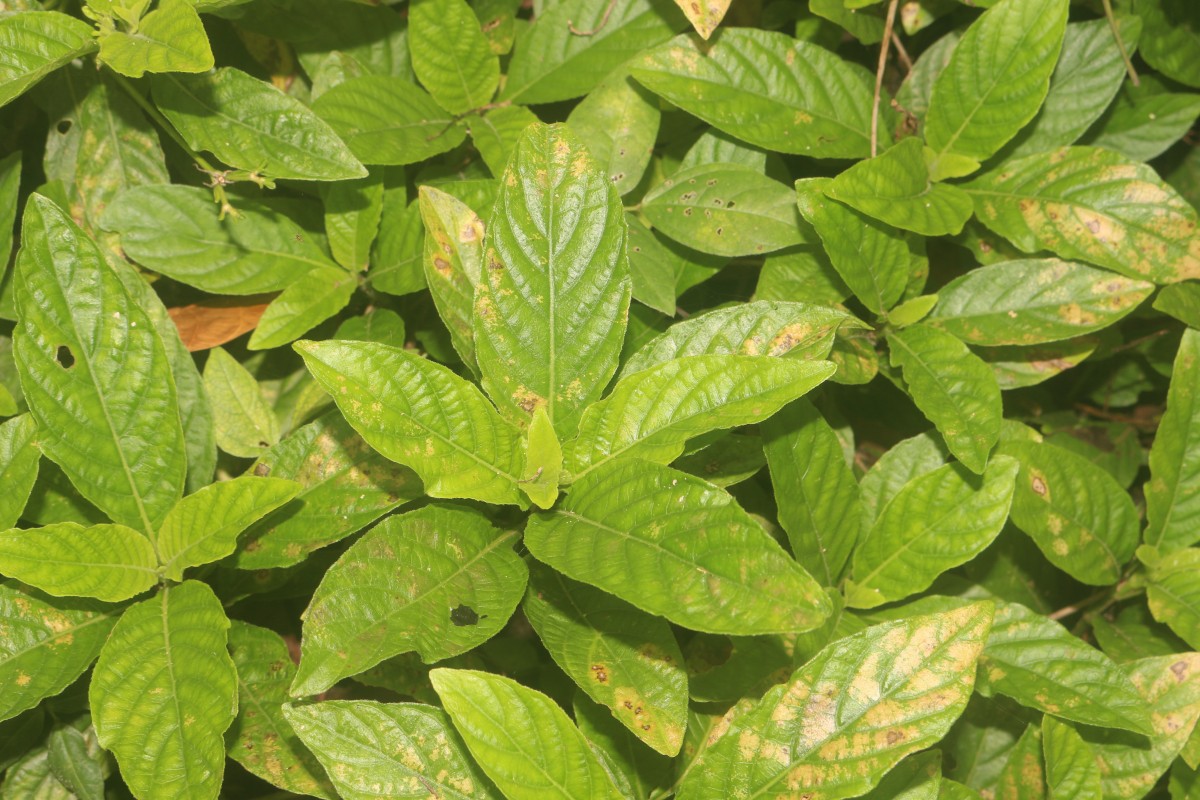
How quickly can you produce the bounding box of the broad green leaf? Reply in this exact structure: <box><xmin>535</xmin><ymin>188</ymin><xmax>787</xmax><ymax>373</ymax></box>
<box><xmin>311</xmin><ymin>75</ymin><xmax>467</xmax><ymax>166</ymax></box>
<box><xmin>295</xmin><ymin>339</ymin><xmax>525</xmax><ymax>506</ymax></box>
<box><xmin>419</xmin><ymin>186</ymin><xmax>483</xmax><ymax>371</ymax></box>
<box><xmin>624</xmin><ymin>218</ymin><xmax>705</xmax><ymax>314</ymax></box>
<box><xmin>430</xmin><ymin>668</ymin><xmax>624</xmax><ymax>800</ymax></box>
<box><xmin>810</xmin><ymin>0</ymin><xmax>885</xmax><ymax>44</ymax></box>
<box><xmin>524</xmin><ymin>563</ymin><xmax>687</xmax><ymax>756</ymax></box>
<box><xmin>474</xmin><ymin>123</ymin><xmax>630</xmax><ymax>438</ymax></box>
<box><xmin>567</xmin><ymin>73</ymin><xmax>660</xmax><ymax>197</ymax></box>
<box><xmin>102</xmin><ymin>185</ymin><xmax>337</xmax><ymax>294</ymax></box>
<box><xmin>643</xmin><ymin>164</ymin><xmax>807</xmax><ymax>257</ymax></box>
<box><xmin>283</xmin><ymin>700</ymin><xmax>496</xmax><ymax>800</ymax></box>
<box><xmin>675</xmin><ymin>603</ymin><xmax>994</xmax><ymax>799</ymax></box>
<box><xmin>1171</xmin><ymin>761</ymin><xmax>1200</xmax><ymax>799</ymax></box>
<box><xmin>0</xmin><ymin>522</ymin><xmax>157</xmax><ymax>602</ymax></box>
<box><xmin>155</xmin><ymin>476</ymin><xmax>299</xmax><ymax>580</ymax></box>
<box><xmin>521</xmin><ymin>406</ymin><xmax>561</xmax><ymax>509</ymax></box>
<box><xmin>292</xmin><ymin>504</ymin><xmax>527</xmax><ymax>696</ymax></box>
<box><xmin>675</xmin><ymin>0</ymin><xmax>730</xmax><ymax>38</ymax></box>
<box><xmin>501</xmin><ymin>0</ymin><xmax>683</xmax><ymax>105</ymax></box>
<box><xmin>0</xmin><ymin>12</ymin><xmax>96</xmax><ymax>109</ymax></box>
<box><xmin>929</xmin><ymin>259</ymin><xmax>1152</xmax><ymax>345</ymax></box>
<box><xmin>673</xmin><ymin>431</ymin><xmax>765</xmax><ymax>488</ymax></box>
<box><xmin>525</xmin><ymin>458</ymin><xmax>831</xmax><ymax>635</ymax></box>
<box><xmin>97</xmin><ymin>0</ymin><xmax>214</xmax><ymax>77</ymax></box>
<box><xmin>755</xmin><ymin>247</ymin><xmax>849</xmax><ymax>307</ymax></box>
<box><xmin>1146</xmin><ymin>328</ymin><xmax>1200</xmax><ymax>551</ymax></box>
<box><xmin>632</xmin><ymin>29</ymin><xmax>882</xmax><ymax>159</ymax></box>
<box><xmin>1135</xmin><ymin>0</ymin><xmax>1200</xmax><ymax>88</ymax></box>
<box><xmin>967</xmin><ymin>146</ymin><xmax>1200</xmax><ymax>284</ymax></box>
<box><xmin>204</xmin><ymin>347</ymin><xmax>280</xmax><ymax>459</ymax></box>
<box><xmin>1087</xmin><ymin>82</ymin><xmax>1200</xmax><ymax>163</ymax></box>
<box><xmin>0</xmin><ymin>415</ymin><xmax>39</xmax><ymax>529</ymax></box>
<box><xmin>234</xmin><ymin>413</ymin><xmax>421</xmax><ymax>569</ymax></box>
<box><xmin>0</xmin><ymin>152</ymin><xmax>18</xmax><ymax>307</ymax></box>
<box><xmin>848</xmin><ymin>457</ymin><xmax>1018</xmax><ymax>608</ymax></box>
<box><xmin>1156</xmin><ymin>283</ymin><xmax>1200</xmax><ymax>330</ymax></box>
<box><xmin>1001</xmin><ymin>440</ymin><xmax>1139</xmax><ymax>585</ymax></box>
<box><xmin>924</xmin><ymin>0</ymin><xmax>1068</xmax><ymax>174</ymax></box>
<box><xmin>763</xmin><ymin>399</ymin><xmax>861</xmax><ymax>586</ymax></box>
<box><xmin>859</xmin><ymin>751</ymin><xmax>942</xmax><ymax>800</ymax></box>
<box><xmin>1042</xmin><ymin>716</ymin><xmax>1102</xmax><ymax>800</ymax></box>
<box><xmin>860</xmin><ymin>431</ymin><xmax>949</xmax><ymax>526</ymax></box>
<box><xmin>1146</xmin><ymin>548</ymin><xmax>1200</xmax><ymax>650</ymax></box>
<box><xmin>825</xmin><ymin>138</ymin><xmax>973</xmax><ymax>237</ymax></box>
<box><xmin>2</xmin><ymin>745</ymin><xmax>74</xmax><ymax>799</ymax></box>
<box><xmin>248</xmin><ymin>266</ymin><xmax>358</xmax><ymax>350</ymax></box>
<box><xmin>888</xmin><ymin>324</ymin><xmax>1002</xmax><ymax>474</ymax></box>
<box><xmin>565</xmin><ymin>355</ymin><xmax>834</xmax><ymax>478</ymax></box>
<box><xmin>47</xmin><ymin>725</ymin><xmax>104</xmax><ymax>800</ymax></box>
<box><xmin>978</xmin><ymin>602</ymin><xmax>1153</xmax><ymax>733</ymax></box>
<box><xmin>14</xmin><ymin>195</ymin><xmax>185</xmax><ymax>534</ymax></box>
<box><xmin>323</xmin><ymin>172</ymin><xmax>384</xmax><ymax>272</ymax></box>
<box><xmin>1092</xmin><ymin>603</ymin><xmax>1189</xmax><ymax>664</ymax></box>
<box><xmin>226</xmin><ymin>623</ymin><xmax>336</xmax><ymax>799</ymax></box>
<box><xmin>894</xmin><ymin>29</ymin><xmax>961</xmax><ymax>133</ymax></box>
<box><xmin>90</xmin><ymin>581</ymin><xmax>238</xmax><ymax>800</ymax></box>
<box><xmin>369</xmin><ymin>190</ymin><xmax>426</xmax><ymax>296</ymax></box>
<box><xmin>470</xmin><ymin>105</ymin><xmax>540</xmax><ymax>176</ymax></box>
<box><xmin>677</xmin><ymin>129</ymin><xmax>770</xmax><ymax>174</ymax></box>
<box><xmin>573</xmin><ymin>695</ymin><xmax>673</xmax><ymax>800</ymax></box>
<box><xmin>0</xmin><ymin>582</ymin><xmax>115</xmax><ymax>723</ymax></box>
<box><xmin>980</xmin><ymin>337</ymin><xmax>1100</xmax><ymax>390</ymax></box>
<box><xmin>335</xmin><ymin>309</ymin><xmax>406</xmax><ymax>349</ymax></box>
<box><xmin>409</xmin><ymin>0</ymin><xmax>498</xmax><ymax>114</ymax></box>
<box><xmin>993</xmin><ymin>724</ymin><xmax>1046</xmax><ymax>799</ymax></box>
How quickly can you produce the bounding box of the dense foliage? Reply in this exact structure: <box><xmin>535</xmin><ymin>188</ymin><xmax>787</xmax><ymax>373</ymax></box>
<box><xmin>2</xmin><ymin>0</ymin><xmax>1200</xmax><ymax>797</ymax></box>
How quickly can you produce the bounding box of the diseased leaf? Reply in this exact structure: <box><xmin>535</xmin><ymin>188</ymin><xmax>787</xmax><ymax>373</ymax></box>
<box><xmin>409</xmin><ymin>0</ymin><xmax>498</xmax><ymax>115</ymax></box>
<box><xmin>0</xmin><ymin>415</ymin><xmax>39</xmax><ymax>529</ymax></box>
<box><xmin>1146</xmin><ymin>547</ymin><xmax>1200</xmax><ymax>650</ymax></box>
<box><xmin>97</xmin><ymin>0</ymin><xmax>214</xmax><ymax>78</ymax></box>
<box><xmin>567</xmin><ymin>73</ymin><xmax>660</xmax><ymax>197</ymax></box>
<box><xmin>673</xmin><ymin>431</ymin><xmax>765</xmax><ymax>488</ymax></box>
<box><xmin>203</xmin><ymin>346</ymin><xmax>280</xmax><ymax>459</ymax></box>
<box><xmin>1042</xmin><ymin>716</ymin><xmax>1102</xmax><ymax>800</ymax></box>
<box><xmin>419</xmin><ymin>186</ymin><xmax>483</xmax><ymax>371</ymax></box>
<box><xmin>0</xmin><ymin>12</ymin><xmax>96</xmax><ymax>109</ymax></box>
<box><xmin>248</xmin><ymin>266</ymin><xmax>358</xmax><ymax>351</ymax></box>
<box><xmin>0</xmin><ymin>522</ymin><xmax>157</xmax><ymax>602</ymax></box>
<box><xmin>675</xmin><ymin>0</ymin><xmax>730</xmax><ymax>39</ymax></box>
<box><xmin>1146</xmin><ymin>328</ymin><xmax>1200</xmax><ymax>551</ymax></box>
<box><xmin>993</xmin><ymin>724</ymin><xmax>1046</xmax><ymax>800</ymax></box>
<box><xmin>574</xmin><ymin>695</ymin><xmax>674</xmax><ymax>800</ymax></box>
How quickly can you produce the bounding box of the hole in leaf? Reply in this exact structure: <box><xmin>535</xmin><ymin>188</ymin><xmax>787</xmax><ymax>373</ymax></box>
<box><xmin>450</xmin><ymin>604</ymin><xmax>480</xmax><ymax>626</ymax></box>
<box><xmin>56</xmin><ymin>345</ymin><xmax>75</xmax><ymax>369</ymax></box>
<box><xmin>56</xmin><ymin>120</ymin><xmax>72</xmax><ymax>134</ymax></box>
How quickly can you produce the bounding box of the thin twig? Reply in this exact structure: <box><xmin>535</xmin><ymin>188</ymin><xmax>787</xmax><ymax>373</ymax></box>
<box><xmin>568</xmin><ymin>0</ymin><xmax>617</xmax><ymax>35</ymax></box>
<box><xmin>1048</xmin><ymin>589</ymin><xmax>1109</xmax><ymax>621</ymax></box>
<box><xmin>1101</xmin><ymin>0</ymin><xmax>1140</xmax><ymax>87</ymax></box>
<box><xmin>890</xmin><ymin>31</ymin><xmax>912</xmax><ymax>73</ymax></box>
<box><xmin>871</xmin><ymin>0</ymin><xmax>900</xmax><ymax>157</ymax></box>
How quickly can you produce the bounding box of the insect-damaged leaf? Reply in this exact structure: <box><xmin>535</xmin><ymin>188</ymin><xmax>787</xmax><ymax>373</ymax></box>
<box><xmin>419</xmin><ymin>186</ymin><xmax>484</xmax><ymax>372</ymax></box>
<box><xmin>567</xmin><ymin>73</ymin><xmax>661</xmax><ymax>198</ymax></box>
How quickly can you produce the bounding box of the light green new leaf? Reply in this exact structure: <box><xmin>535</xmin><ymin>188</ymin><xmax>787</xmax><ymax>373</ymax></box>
<box><xmin>631</xmin><ymin>29</ymin><xmax>882</xmax><ymax>159</ymax></box>
<box><xmin>14</xmin><ymin>195</ymin><xmax>185</xmax><ymax>534</ymax></box>
<box><xmin>0</xmin><ymin>415</ymin><xmax>39</xmax><ymax>530</ymax></box>
<box><xmin>474</xmin><ymin>123</ymin><xmax>630</xmax><ymax>439</ymax></box>
<box><xmin>283</xmin><ymin>700</ymin><xmax>496</xmax><ymax>800</ymax></box>
<box><xmin>524</xmin><ymin>563</ymin><xmax>687</xmax><ymax>756</ymax></box>
<box><xmin>848</xmin><ymin>457</ymin><xmax>1017</xmax><ymax>608</ymax></box>
<box><xmin>249</xmin><ymin>266</ymin><xmax>358</xmax><ymax>350</ymax></box>
<box><xmin>409</xmin><ymin>0</ymin><xmax>498</xmax><ymax>114</ymax></box>
<box><xmin>565</xmin><ymin>355</ymin><xmax>834</xmax><ymax>478</ymax></box>
<box><xmin>154</xmin><ymin>68</ymin><xmax>364</xmax><ymax>180</ymax></box>
<box><xmin>1146</xmin><ymin>548</ymin><xmax>1200</xmax><ymax>650</ymax></box>
<box><xmin>924</xmin><ymin>0</ymin><xmax>1068</xmax><ymax>174</ymax></box>
<box><xmin>102</xmin><ymin>185</ymin><xmax>337</xmax><ymax>294</ymax></box>
<box><xmin>0</xmin><ymin>12</ymin><xmax>95</xmax><ymax>109</ymax></box>
<box><xmin>521</xmin><ymin>406</ymin><xmax>561</xmax><ymax>510</ymax></box>
<box><xmin>97</xmin><ymin>0</ymin><xmax>214</xmax><ymax>78</ymax></box>
<box><xmin>311</xmin><ymin>75</ymin><xmax>467</xmax><ymax>166</ymax></box>
<box><xmin>1135</xmin><ymin>0</ymin><xmax>1200</xmax><ymax>88</ymax></box>
<box><xmin>567</xmin><ymin>73</ymin><xmax>660</xmax><ymax>197</ymax></box>
<box><xmin>1001</xmin><ymin>440</ymin><xmax>1139</xmax><ymax>585</ymax></box>
<box><xmin>226</xmin><ymin>623</ymin><xmax>336</xmax><ymax>799</ymax></box>
<box><xmin>292</xmin><ymin>504</ymin><xmax>527</xmax><ymax>696</ymax></box>
<box><xmin>929</xmin><ymin>259</ymin><xmax>1152</xmax><ymax>346</ymax></box>
<box><xmin>0</xmin><ymin>582</ymin><xmax>116</xmax><ymax>722</ymax></box>
<box><xmin>323</xmin><ymin>172</ymin><xmax>384</xmax><ymax>272</ymax></box>
<box><xmin>419</xmin><ymin>186</ymin><xmax>483</xmax><ymax>371</ymax></box>
<box><xmin>501</xmin><ymin>0</ymin><xmax>683</xmax><ymax>105</ymax></box>
<box><xmin>676</xmin><ymin>604</ymin><xmax>994</xmax><ymax>799</ymax></box>
<box><xmin>525</xmin><ymin>458</ymin><xmax>831</xmax><ymax>635</ymax></box>
<box><xmin>336</xmin><ymin>309</ymin><xmax>406</xmax><ymax>349</ymax></box>
<box><xmin>1087</xmin><ymin>83</ymin><xmax>1200</xmax><ymax>163</ymax></box>
<box><xmin>967</xmin><ymin>146</ymin><xmax>1200</xmax><ymax>283</ymax></box>
<box><xmin>0</xmin><ymin>522</ymin><xmax>157</xmax><ymax>602</ymax></box>
<box><xmin>295</xmin><ymin>339</ymin><xmax>525</xmax><ymax>506</ymax></box>
<box><xmin>888</xmin><ymin>324</ymin><xmax>1002</xmax><ymax>474</ymax></box>
<box><xmin>1146</xmin><ymin>328</ymin><xmax>1200</xmax><ymax>551</ymax></box>
<box><xmin>763</xmin><ymin>399</ymin><xmax>861</xmax><ymax>586</ymax></box>
<box><xmin>825</xmin><ymin>138</ymin><xmax>973</xmax><ymax>237</ymax></box>
<box><xmin>90</xmin><ymin>581</ymin><xmax>238</xmax><ymax>800</ymax></box>
<box><xmin>204</xmin><ymin>347</ymin><xmax>279</xmax><ymax>459</ymax></box>
<box><xmin>155</xmin><ymin>476</ymin><xmax>299</xmax><ymax>581</ymax></box>
<box><xmin>430</xmin><ymin>668</ymin><xmax>624</xmax><ymax>800</ymax></box>
<box><xmin>1042</xmin><ymin>716</ymin><xmax>1102</xmax><ymax>800</ymax></box>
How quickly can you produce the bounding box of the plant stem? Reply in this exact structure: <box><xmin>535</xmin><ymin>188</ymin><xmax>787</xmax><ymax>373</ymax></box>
<box><xmin>871</xmin><ymin>0</ymin><xmax>900</xmax><ymax>158</ymax></box>
<box><xmin>1102</xmin><ymin>0</ymin><xmax>1140</xmax><ymax>87</ymax></box>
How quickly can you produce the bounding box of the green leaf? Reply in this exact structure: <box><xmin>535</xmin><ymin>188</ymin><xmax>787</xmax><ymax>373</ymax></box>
<box><xmin>0</xmin><ymin>12</ymin><xmax>96</xmax><ymax>109</ymax></box>
<box><xmin>474</xmin><ymin>122</ymin><xmax>630</xmax><ymax>438</ymax></box>
<box><xmin>248</xmin><ymin>266</ymin><xmax>357</xmax><ymax>350</ymax></box>
<box><xmin>859</xmin><ymin>751</ymin><xmax>943</xmax><ymax>800</ymax></box>
<box><xmin>203</xmin><ymin>346</ymin><xmax>280</xmax><ymax>459</ymax></box>
<box><xmin>97</xmin><ymin>0</ymin><xmax>214</xmax><ymax>78</ymax></box>
<box><xmin>966</xmin><ymin>146</ymin><xmax>1200</xmax><ymax>284</ymax></box>
<box><xmin>810</xmin><ymin>0</ymin><xmax>885</xmax><ymax>44</ymax></box>
<box><xmin>369</xmin><ymin>190</ymin><xmax>427</xmax><ymax>296</ymax></box>
<box><xmin>283</xmin><ymin>700</ymin><xmax>497</xmax><ymax>800</ymax></box>
<box><xmin>336</xmin><ymin>308</ymin><xmax>406</xmax><ymax>349</ymax></box>
<box><xmin>1</xmin><ymin>744</ymin><xmax>74</xmax><ymax>799</ymax></box>
<box><xmin>763</xmin><ymin>399</ymin><xmax>862</xmax><ymax>586</ymax></box>
<box><xmin>573</xmin><ymin>695</ymin><xmax>673</xmax><ymax>799</ymax></box>
<box><xmin>102</xmin><ymin>185</ymin><xmax>338</xmax><ymax>294</ymax></box>
<box><xmin>469</xmin><ymin>105</ymin><xmax>540</xmax><ymax>176</ymax></box>
<box><xmin>430</xmin><ymin>668</ymin><xmax>624</xmax><ymax>800</ymax></box>
<box><xmin>1042</xmin><ymin>716</ymin><xmax>1102</xmax><ymax>800</ymax></box>
<box><xmin>521</xmin><ymin>406</ymin><xmax>562</xmax><ymax>509</ymax></box>
<box><xmin>1146</xmin><ymin>328</ymin><xmax>1200</xmax><ymax>551</ymax></box>
<box><xmin>1092</xmin><ymin>603</ymin><xmax>1189</xmax><ymax>664</ymax></box>
<box><xmin>1155</xmin><ymin>283</ymin><xmax>1200</xmax><ymax>330</ymax></box>
<box><xmin>323</xmin><ymin>172</ymin><xmax>384</xmax><ymax>272</ymax></box>
<box><xmin>924</xmin><ymin>0</ymin><xmax>1068</xmax><ymax>173</ymax></box>
<box><xmin>226</xmin><ymin>623</ymin><xmax>336</xmax><ymax>799</ymax></box>
<box><xmin>675</xmin><ymin>603</ymin><xmax>994</xmax><ymax>799</ymax></box>
<box><xmin>848</xmin><ymin>457</ymin><xmax>1018</xmax><ymax>608</ymax></box>
<box><xmin>46</xmin><ymin>725</ymin><xmax>104</xmax><ymax>800</ymax></box>
<box><xmin>501</xmin><ymin>0</ymin><xmax>683</xmax><ymax>105</ymax></box>
<box><xmin>292</xmin><ymin>504</ymin><xmax>527</xmax><ymax>696</ymax></box>
<box><xmin>633</xmin><ymin>29</ymin><xmax>883</xmax><ymax>158</ymax></box>
<box><xmin>860</xmin><ymin>431</ymin><xmax>949</xmax><ymax>526</ymax></box>
<box><xmin>419</xmin><ymin>185</ymin><xmax>483</xmax><ymax>371</ymax></box>
<box><xmin>625</xmin><ymin>215</ymin><xmax>679</xmax><ymax>315</ymax></box>
<box><xmin>1001</xmin><ymin>440</ymin><xmax>1139</xmax><ymax>585</ymax></box>
<box><xmin>1145</xmin><ymin>548</ymin><xmax>1200</xmax><ymax>650</ymax></box>
<box><xmin>825</xmin><ymin>138</ymin><xmax>973</xmax><ymax>237</ymax></box>
<box><xmin>409</xmin><ymin>0</ymin><xmax>498</xmax><ymax>114</ymax></box>
<box><xmin>673</xmin><ymin>431</ymin><xmax>765</xmax><ymax>488</ymax></box>
<box><xmin>90</xmin><ymin>581</ymin><xmax>238</xmax><ymax>800</ymax></box>
<box><xmin>14</xmin><ymin>195</ymin><xmax>185</xmax><ymax>534</ymax></box>
<box><xmin>525</xmin><ymin>458</ymin><xmax>831</xmax><ymax>635</ymax></box>
<box><xmin>0</xmin><ymin>415</ymin><xmax>39</xmax><ymax>529</ymax></box>
<box><xmin>311</xmin><ymin>75</ymin><xmax>467</xmax><ymax>166</ymax></box>
<box><xmin>993</xmin><ymin>724</ymin><xmax>1046</xmax><ymax>799</ymax></box>
<box><xmin>1135</xmin><ymin>0</ymin><xmax>1200</xmax><ymax>88</ymax></box>
<box><xmin>0</xmin><ymin>522</ymin><xmax>157</xmax><ymax>602</ymax></box>
<box><xmin>566</xmin><ymin>355</ymin><xmax>834</xmax><ymax>478</ymax></box>
<box><xmin>928</xmin><ymin>258</ymin><xmax>1152</xmax><ymax>346</ymax></box>
<box><xmin>1086</xmin><ymin>82</ymin><xmax>1200</xmax><ymax>162</ymax></box>
<box><xmin>0</xmin><ymin>582</ymin><xmax>115</xmax><ymax>723</ymax></box>
<box><xmin>567</xmin><ymin>73</ymin><xmax>660</xmax><ymax>197</ymax></box>
<box><xmin>643</xmin><ymin>163</ymin><xmax>808</xmax><ymax>257</ymax></box>
<box><xmin>888</xmin><ymin>324</ymin><xmax>1002</xmax><ymax>474</ymax></box>
<box><xmin>295</xmin><ymin>339</ymin><xmax>526</xmax><ymax>506</ymax></box>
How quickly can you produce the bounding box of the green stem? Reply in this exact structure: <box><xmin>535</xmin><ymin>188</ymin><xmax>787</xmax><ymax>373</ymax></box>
<box><xmin>1101</xmin><ymin>0</ymin><xmax>1140</xmax><ymax>87</ymax></box>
